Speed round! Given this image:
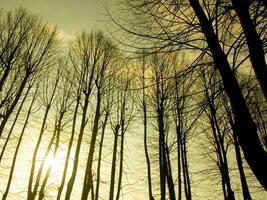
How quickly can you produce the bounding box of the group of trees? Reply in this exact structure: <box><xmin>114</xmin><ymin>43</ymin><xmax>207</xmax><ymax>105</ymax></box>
<box><xmin>0</xmin><ymin>0</ymin><xmax>266</xmax><ymax>199</ymax></box>
<box><xmin>109</xmin><ymin>0</ymin><xmax>267</xmax><ymax>199</ymax></box>
<box><xmin>0</xmin><ymin>8</ymin><xmax>134</xmax><ymax>200</ymax></box>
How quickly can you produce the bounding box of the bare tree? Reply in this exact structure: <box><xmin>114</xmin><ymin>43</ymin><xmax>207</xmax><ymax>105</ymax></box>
<box><xmin>199</xmin><ymin>67</ymin><xmax>235</xmax><ymax>200</ymax></box>
<box><xmin>110</xmin><ymin>0</ymin><xmax>267</xmax><ymax>189</ymax></box>
<box><xmin>0</xmin><ymin>83</ymin><xmax>32</xmax><ymax>163</ymax></box>
<box><xmin>95</xmin><ymin>90</ymin><xmax>112</xmax><ymax>200</ymax></box>
<box><xmin>2</xmin><ymin>85</ymin><xmax>38</xmax><ymax>200</ymax></box>
<box><xmin>27</xmin><ymin>65</ymin><xmax>60</xmax><ymax>200</ymax></box>
<box><xmin>37</xmin><ymin>59</ymin><xmax>73</xmax><ymax>200</ymax></box>
<box><xmin>64</xmin><ymin>31</ymin><xmax>105</xmax><ymax>200</ymax></box>
<box><xmin>188</xmin><ymin>0</ymin><xmax>267</xmax><ymax>189</ymax></box>
<box><xmin>0</xmin><ymin>9</ymin><xmax>58</xmax><ymax>137</ymax></box>
<box><xmin>145</xmin><ymin>53</ymin><xmax>176</xmax><ymax>200</ymax></box>
<box><xmin>108</xmin><ymin>68</ymin><xmax>134</xmax><ymax>200</ymax></box>
<box><xmin>0</xmin><ymin>8</ymin><xmax>30</xmax><ymax>95</ymax></box>
<box><xmin>230</xmin><ymin>0</ymin><xmax>267</xmax><ymax>101</ymax></box>
<box><xmin>56</xmin><ymin>62</ymin><xmax>82</xmax><ymax>200</ymax></box>
<box><xmin>81</xmin><ymin>35</ymin><xmax>117</xmax><ymax>200</ymax></box>
<box><xmin>139</xmin><ymin>56</ymin><xmax>154</xmax><ymax>200</ymax></box>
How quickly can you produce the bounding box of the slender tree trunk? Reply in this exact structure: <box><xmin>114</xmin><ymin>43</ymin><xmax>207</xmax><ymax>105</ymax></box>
<box><xmin>57</xmin><ymin>96</ymin><xmax>80</xmax><ymax>200</ymax></box>
<box><xmin>177</xmin><ymin>126</ymin><xmax>182</xmax><ymax>200</ymax></box>
<box><xmin>2</xmin><ymin>87</ymin><xmax>37</xmax><ymax>200</ymax></box>
<box><xmin>227</xmin><ymin>109</ymin><xmax>252</xmax><ymax>200</ymax></box>
<box><xmin>188</xmin><ymin>0</ymin><xmax>267</xmax><ymax>189</ymax></box>
<box><xmin>182</xmin><ymin>137</ymin><xmax>192</xmax><ymax>200</ymax></box>
<box><xmin>0</xmin><ymin>75</ymin><xmax>28</xmax><ymax>137</ymax></box>
<box><xmin>109</xmin><ymin>125</ymin><xmax>120</xmax><ymax>200</ymax></box>
<box><xmin>0</xmin><ymin>85</ymin><xmax>31</xmax><ymax>162</ymax></box>
<box><xmin>95</xmin><ymin>111</ymin><xmax>109</xmax><ymax>200</ymax></box>
<box><xmin>233</xmin><ymin>133</ymin><xmax>252</xmax><ymax>200</ymax></box>
<box><xmin>81</xmin><ymin>92</ymin><xmax>102</xmax><ymax>200</ymax></box>
<box><xmin>213</xmin><ymin>108</ymin><xmax>235</xmax><ymax>200</ymax></box>
<box><xmin>38</xmin><ymin>112</ymin><xmax>64</xmax><ymax>200</ymax></box>
<box><xmin>115</xmin><ymin>123</ymin><xmax>125</xmax><ymax>200</ymax></box>
<box><xmin>158</xmin><ymin>107</ymin><xmax>166</xmax><ymax>200</ymax></box>
<box><xmin>31</xmin><ymin>123</ymin><xmax>57</xmax><ymax>200</ymax></box>
<box><xmin>27</xmin><ymin>104</ymin><xmax>51</xmax><ymax>200</ymax></box>
<box><xmin>64</xmin><ymin>95</ymin><xmax>90</xmax><ymax>200</ymax></box>
<box><xmin>165</xmin><ymin>144</ymin><xmax>176</xmax><ymax>200</ymax></box>
<box><xmin>174</xmin><ymin>78</ymin><xmax>182</xmax><ymax>200</ymax></box>
<box><xmin>143</xmin><ymin>103</ymin><xmax>154</xmax><ymax>200</ymax></box>
<box><xmin>231</xmin><ymin>0</ymin><xmax>267</xmax><ymax>102</ymax></box>
<box><xmin>141</xmin><ymin>62</ymin><xmax>154</xmax><ymax>200</ymax></box>
<box><xmin>206</xmin><ymin>95</ymin><xmax>235</xmax><ymax>200</ymax></box>
<box><xmin>0</xmin><ymin>65</ymin><xmax>11</xmax><ymax>95</ymax></box>
<box><xmin>27</xmin><ymin>77</ymin><xmax>58</xmax><ymax>200</ymax></box>
<box><xmin>221</xmin><ymin>144</ymin><xmax>235</xmax><ymax>200</ymax></box>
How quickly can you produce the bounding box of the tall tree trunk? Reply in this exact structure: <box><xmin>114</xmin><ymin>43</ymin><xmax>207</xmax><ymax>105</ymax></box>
<box><xmin>206</xmin><ymin>95</ymin><xmax>235</xmax><ymax>200</ymax></box>
<box><xmin>174</xmin><ymin>78</ymin><xmax>182</xmax><ymax>200</ymax></box>
<box><xmin>176</xmin><ymin>126</ymin><xmax>182</xmax><ymax>200</ymax></box>
<box><xmin>158</xmin><ymin>107</ymin><xmax>166</xmax><ymax>200</ymax></box>
<box><xmin>27</xmin><ymin>104</ymin><xmax>51</xmax><ymax>200</ymax></box>
<box><xmin>0</xmin><ymin>66</ymin><xmax>11</xmax><ymax>94</ymax></box>
<box><xmin>27</xmin><ymin>76</ymin><xmax>58</xmax><ymax>200</ymax></box>
<box><xmin>81</xmin><ymin>92</ymin><xmax>102</xmax><ymax>200</ymax></box>
<box><xmin>226</xmin><ymin>107</ymin><xmax>252</xmax><ymax>200</ymax></box>
<box><xmin>57</xmin><ymin>96</ymin><xmax>80</xmax><ymax>200</ymax></box>
<box><xmin>231</xmin><ymin>0</ymin><xmax>267</xmax><ymax>102</ymax></box>
<box><xmin>95</xmin><ymin>111</ymin><xmax>109</xmax><ymax>200</ymax></box>
<box><xmin>188</xmin><ymin>0</ymin><xmax>267</xmax><ymax>190</ymax></box>
<box><xmin>233</xmin><ymin>133</ymin><xmax>252</xmax><ymax>200</ymax></box>
<box><xmin>0</xmin><ymin>74</ymin><xmax>28</xmax><ymax>137</ymax></box>
<box><xmin>182</xmin><ymin>136</ymin><xmax>192</xmax><ymax>200</ymax></box>
<box><xmin>64</xmin><ymin>95</ymin><xmax>90</xmax><ymax>200</ymax></box>
<box><xmin>32</xmin><ymin>123</ymin><xmax>57</xmax><ymax>200</ymax></box>
<box><xmin>224</xmin><ymin>99</ymin><xmax>252</xmax><ymax>200</ymax></box>
<box><xmin>38</xmin><ymin>112</ymin><xmax>64</xmax><ymax>200</ymax></box>
<box><xmin>115</xmin><ymin>122</ymin><xmax>125</xmax><ymax>200</ymax></box>
<box><xmin>165</xmin><ymin>144</ymin><xmax>176</xmax><ymax>200</ymax></box>
<box><xmin>2</xmin><ymin>87</ymin><xmax>37</xmax><ymax>200</ymax></box>
<box><xmin>221</xmin><ymin>144</ymin><xmax>235</xmax><ymax>200</ymax></box>
<box><xmin>142</xmin><ymin>61</ymin><xmax>154</xmax><ymax>200</ymax></box>
<box><xmin>143</xmin><ymin>103</ymin><xmax>154</xmax><ymax>200</ymax></box>
<box><xmin>0</xmin><ymin>85</ymin><xmax>31</xmax><ymax>162</ymax></box>
<box><xmin>109</xmin><ymin>125</ymin><xmax>120</xmax><ymax>200</ymax></box>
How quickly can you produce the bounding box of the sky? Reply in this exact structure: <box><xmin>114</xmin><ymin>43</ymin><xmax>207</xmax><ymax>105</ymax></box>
<box><xmin>0</xmin><ymin>1</ymin><xmax>266</xmax><ymax>200</ymax></box>
<box><xmin>0</xmin><ymin>0</ymin><xmax>117</xmax><ymax>34</ymax></box>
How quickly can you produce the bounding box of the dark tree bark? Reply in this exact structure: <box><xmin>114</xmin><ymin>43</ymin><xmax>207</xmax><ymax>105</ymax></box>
<box><xmin>115</xmin><ymin>120</ymin><xmax>125</xmax><ymax>200</ymax></box>
<box><xmin>231</xmin><ymin>0</ymin><xmax>267</xmax><ymax>102</ymax></box>
<box><xmin>224</xmin><ymin>102</ymin><xmax>252</xmax><ymax>200</ymax></box>
<box><xmin>81</xmin><ymin>91</ymin><xmax>101</xmax><ymax>200</ymax></box>
<box><xmin>64</xmin><ymin>94</ymin><xmax>90</xmax><ymax>200</ymax></box>
<box><xmin>0</xmin><ymin>84</ymin><xmax>31</xmax><ymax>162</ymax></box>
<box><xmin>57</xmin><ymin>96</ymin><xmax>80</xmax><ymax>200</ymax></box>
<box><xmin>95</xmin><ymin>110</ymin><xmax>109</xmax><ymax>200</ymax></box>
<box><xmin>189</xmin><ymin>0</ymin><xmax>267</xmax><ymax>190</ymax></box>
<box><xmin>109</xmin><ymin>124</ymin><xmax>120</xmax><ymax>200</ymax></box>
<box><xmin>64</xmin><ymin>32</ymin><xmax>100</xmax><ymax>200</ymax></box>
<box><xmin>0</xmin><ymin>74</ymin><xmax>28</xmax><ymax>137</ymax></box>
<box><xmin>27</xmin><ymin>73</ymin><xmax>59</xmax><ymax>200</ymax></box>
<box><xmin>38</xmin><ymin>108</ymin><xmax>67</xmax><ymax>200</ymax></box>
<box><xmin>141</xmin><ymin>60</ymin><xmax>154</xmax><ymax>200</ymax></box>
<box><xmin>2</xmin><ymin>87</ymin><xmax>38</xmax><ymax>200</ymax></box>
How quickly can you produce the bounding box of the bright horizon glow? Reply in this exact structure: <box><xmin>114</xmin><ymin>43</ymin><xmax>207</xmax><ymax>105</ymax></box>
<box><xmin>43</xmin><ymin>151</ymin><xmax>64</xmax><ymax>175</ymax></box>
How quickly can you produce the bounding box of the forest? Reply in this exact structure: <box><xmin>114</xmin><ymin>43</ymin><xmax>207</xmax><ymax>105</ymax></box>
<box><xmin>0</xmin><ymin>0</ymin><xmax>266</xmax><ymax>199</ymax></box>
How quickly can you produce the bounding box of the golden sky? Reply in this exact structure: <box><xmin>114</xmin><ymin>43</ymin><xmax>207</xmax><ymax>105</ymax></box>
<box><xmin>0</xmin><ymin>0</ymin><xmax>117</xmax><ymax>33</ymax></box>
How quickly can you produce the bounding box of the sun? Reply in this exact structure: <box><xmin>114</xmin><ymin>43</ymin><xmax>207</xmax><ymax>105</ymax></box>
<box><xmin>43</xmin><ymin>151</ymin><xmax>65</xmax><ymax>175</ymax></box>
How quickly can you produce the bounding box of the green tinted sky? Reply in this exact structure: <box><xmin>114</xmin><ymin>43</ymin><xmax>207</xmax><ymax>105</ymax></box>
<box><xmin>0</xmin><ymin>0</ymin><xmax>117</xmax><ymax>33</ymax></box>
